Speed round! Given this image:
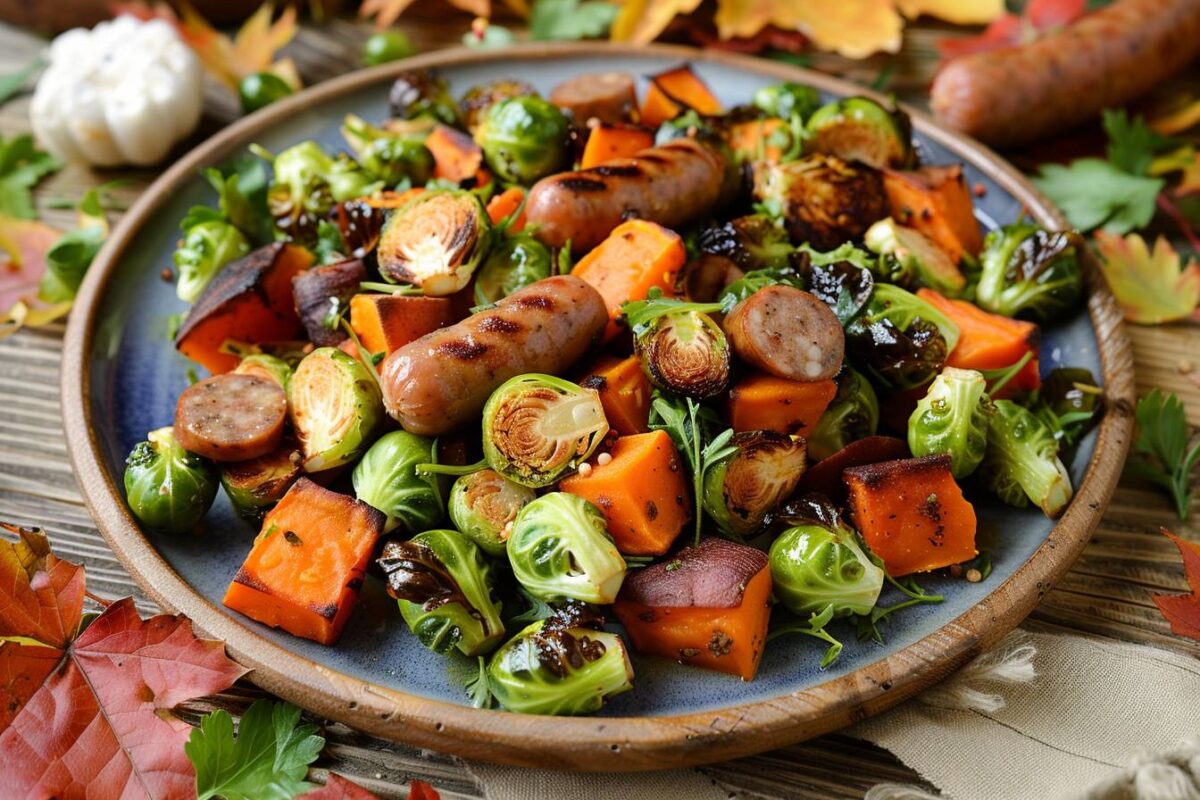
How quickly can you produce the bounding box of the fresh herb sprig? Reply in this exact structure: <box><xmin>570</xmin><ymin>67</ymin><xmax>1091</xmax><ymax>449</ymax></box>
<box><xmin>767</xmin><ymin>605</ymin><xmax>844</xmax><ymax>669</ymax></box>
<box><xmin>620</xmin><ymin>287</ymin><xmax>734</xmax><ymax>337</ymax></box>
<box><xmin>1124</xmin><ymin>390</ymin><xmax>1200</xmax><ymax>520</ymax></box>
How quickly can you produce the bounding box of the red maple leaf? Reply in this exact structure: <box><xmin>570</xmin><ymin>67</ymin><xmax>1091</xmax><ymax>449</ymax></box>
<box><xmin>1149</xmin><ymin>528</ymin><xmax>1200</xmax><ymax>640</ymax></box>
<box><xmin>301</xmin><ymin>773</ymin><xmax>386</xmax><ymax>799</ymax></box>
<box><xmin>0</xmin><ymin>524</ymin><xmax>247</xmax><ymax>799</ymax></box>
<box><xmin>936</xmin><ymin>0</ymin><xmax>1086</xmax><ymax>61</ymax></box>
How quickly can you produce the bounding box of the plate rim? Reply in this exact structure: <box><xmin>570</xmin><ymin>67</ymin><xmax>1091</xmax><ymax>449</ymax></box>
<box><xmin>61</xmin><ymin>41</ymin><xmax>1136</xmax><ymax>771</ymax></box>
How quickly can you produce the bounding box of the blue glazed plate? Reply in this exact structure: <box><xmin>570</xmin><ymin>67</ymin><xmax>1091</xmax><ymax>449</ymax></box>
<box><xmin>63</xmin><ymin>44</ymin><xmax>1134</xmax><ymax>771</ymax></box>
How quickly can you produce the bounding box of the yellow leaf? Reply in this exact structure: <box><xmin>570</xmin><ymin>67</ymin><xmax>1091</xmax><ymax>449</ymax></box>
<box><xmin>895</xmin><ymin>0</ymin><xmax>1003</xmax><ymax>25</ymax></box>
<box><xmin>713</xmin><ymin>0</ymin><xmax>902</xmax><ymax>58</ymax></box>
<box><xmin>1149</xmin><ymin>146</ymin><xmax>1200</xmax><ymax>198</ymax></box>
<box><xmin>0</xmin><ymin>217</ymin><xmax>68</xmax><ymax>339</ymax></box>
<box><xmin>611</xmin><ymin>0</ymin><xmax>704</xmax><ymax>44</ymax></box>
<box><xmin>0</xmin><ymin>299</ymin><xmax>73</xmax><ymax>340</ymax></box>
<box><xmin>179</xmin><ymin>1</ymin><xmax>298</xmax><ymax>91</ymax></box>
<box><xmin>1148</xmin><ymin>93</ymin><xmax>1200</xmax><ymax>136</ymax></box>
<box><xmin>1094</xmin><ymin>231</ymin><xmax>1200</xmax><ymax>325</ymax></box>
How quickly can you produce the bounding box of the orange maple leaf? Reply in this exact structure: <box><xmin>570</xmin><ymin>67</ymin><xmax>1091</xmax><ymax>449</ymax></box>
<box><xmin>359</xmin><ymin>0</ymin><xmax>491</xmax><ymax>29</ymax></box>
<box><xmin>176</xmin><ymin>1</ymin><xmax>300</xmax><ymax>92</ymax></box>
<box><xmin>1149</xmin><ymin>529</ymin><xmax>1200</xmax><ymax>641</ymax></box>
<box><xmin>1093</xmin><ymin>231</ymin><xmax>1200</xmax><ymax>325</ymax></box>
<box><xmin>0</xmin><ymin>217</ymin><xmax>70</xmax><ymax>339</ymax></box>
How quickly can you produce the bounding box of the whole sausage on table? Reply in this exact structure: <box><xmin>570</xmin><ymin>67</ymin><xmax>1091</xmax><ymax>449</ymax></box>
<box><xmin>380</xmin><ymin>275</ymin><xmax>609</xmax><ymax>436</ymax></box>
<box><xmin>724</xmin><ymin>286</ymin><xmax>845</xmax><ymax>382</ymax></box>
<box><xmin>174</xmin><ymin>373</ymin><xmax>288</xmax><ymax>461</ymax></box>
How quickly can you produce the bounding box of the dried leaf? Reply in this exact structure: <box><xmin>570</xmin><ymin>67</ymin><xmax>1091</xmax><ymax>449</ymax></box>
<box><xmin>409</xmin><ymin>781</ymin><xmax>443</xmax><ymax>800</ymax></box>
<box><xmin>0</xmin><ymin>524</ymin><xmax>84</xmax><ymax>648</ymax></box>
<box><xmin>714</xmin><ymin>0</ymin><xmax>903</xmax><ymax>58</ymax></box>
<box><xmin>0</xmin><ymin>216</ymin><xmax>68</xmax><ymax>339</ymax></box>
<box><xmin>1147</xmin><ymin>92</ymin><xmax>1200</xmax><ymax>136</ymax></box>
<box><xmin>1149</xmin><ymin>147</ymin><xmax>1200</xmax><ymax>198</ymax></box>
<box><xmin>936</xmin><ymin>0</ymin><xmax>1084</xmax><ymax>61</ymax></box>
<box><xmin>178</xmin><ymin>1</ymin><xmax>299</xmax><ymax>91</ymax></box>
<box><xmin>1149</xmin><ymin>529</ymin><xmax>1200</xmax><ymax>640</ymax></box>
<box><xmin>1093</xmin><ymin>231</ymin><xmax>1200</xmax><ymax>325</ymax></box>
<box><xmin>300</xmin><ymin>773</ymin><xmax>383</xmax><ymax>799</ymax></box>
<box><xmin>360</xmin><ymin>0</ymin><xmax>487</xmax><ymax>28</ymax></box>
<box><xmin>895</xmin><ymin>0</ymin><xmax>1002</xmax><ymax>25</ymax></box>
<box><xmin>610</xmin><ymin>0</ymin><xmax>703</xmax><ymax>44</ymax></box>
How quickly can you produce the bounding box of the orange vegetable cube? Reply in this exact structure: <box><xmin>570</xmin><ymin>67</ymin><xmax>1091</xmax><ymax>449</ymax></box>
<box><xmin>728</xmin><ymin>374</ymin><xmax>837</xmax><ymax>436</ymax></box>
<box><xmin>349</xmin><ymin>294</ymin><xmax>456</xmax><ymax>357</ymax></box>
<box><xmin>425</xmin><ymin>124</ymin><xmax>484</xmax><ymax>183</ymax></box>
<box><xmin>579</xmin><ymin>354</ymin><xmax>652</xmax><ymax>436</ymax></box>
<box><xmin>639</xmin><ymin>64</ymin><xmax>724</xmax><ymax>128</ymax></box>
<box><xmin>883</xmin><ymin>165</ymin><xmax>983</xmax><ymax>263</ymax></box>
<box><xmin>725</xmin><ymin>118</ymin><xmax>792</xmax><ymax>164</ymax></box>
<box><xmin>580</xmin><ymin>123</ymin><xmax>654</xmax><ymax>169</ymax></box>
<box><xmin>485</xmin><ymin>187</ymin><xmax>527</xmax><ymax>230</ymax></box>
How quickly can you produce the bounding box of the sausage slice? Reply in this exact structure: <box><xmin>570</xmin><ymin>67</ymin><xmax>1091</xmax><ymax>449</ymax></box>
<box><xmin>174</xmin><ymin>373</ymin><xmax>288</xmax><ymax>462</ymax></box>
<box><xmin>724</xmin><ymin>285</ymin><xmax>845</xmax><ymax>382</ymax></box>
<box><xmin>549</xmin><ymin>72</ymin><xmax>637</xmax><ymax>124</ymax></box>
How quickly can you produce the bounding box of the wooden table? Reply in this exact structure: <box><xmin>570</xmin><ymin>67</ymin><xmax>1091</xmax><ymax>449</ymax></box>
<box><xmin>1</xmin><ymin>14</ymin><xmax>1197</xmax><ymax>799</ymax></box>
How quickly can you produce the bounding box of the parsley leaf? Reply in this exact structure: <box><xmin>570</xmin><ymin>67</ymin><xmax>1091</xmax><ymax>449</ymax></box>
<box><xmin>38</xmin><ymin>225</ymin><xmax>106</xmax><ymax>303</ymax></box>
<box><xmin>185</xmin><ymin>700</ymin><xmax>324</xmax><ymax>800</ymax></box>
<box><xmin>0</xmin><ymin>57</ymin><xmax>44</xmax><ymax>107</ymax></box>
<box><xmin>314</xmin><ymin>219</ymin><xmax>347</xmax><ymax>265</ymax></box>
<box><xmin>1102</xmin><ymin>109</ymin><xmax>1174</xmax><ymax>176</ymax></box>
<box><xmin>1032</xmin><ymin>158</ymin><xmax>1163</xmax><ymax>234</ymax></box>
<box><xmin>767</xmin><ymin>605</ymin><xmax>844</xmax><ymax>668</ymax></box>
<box><xmin>1124</xmin><ymin>389</ymin><xmax>1200</xmax><ymax>520</ymax></box>
<box><xmin>0</xmin><ymin>134</ymin><xmax>62</xmax><ymax>219</ymax></box>
<box><xmin>530</xmin><ymin>0</ymin><xmax>619</xmax><ymax>40</ymax></box>
<box><xmin>465</xmin><ymin>656</ymin><xmax>496</xmax><ymax>709</ymax></box>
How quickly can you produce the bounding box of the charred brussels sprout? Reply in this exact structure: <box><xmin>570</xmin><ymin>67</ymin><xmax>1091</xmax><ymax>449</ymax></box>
<box><xmin>635</xmin><ymin>310</ymin><xmax>730</xmax><ymax>399</ymax></box>
<box><xmin>793</xmin><ymin>247</ymin><xmax>877</xmax><ymax>324</ymax></box>
<box><xmin>476</xmin><ymin>96</ymin><xmax>570</xmax><ymax>185</ymax></box>
<box><xmin>482</xmin><ymin>374</ymin><xmax>609</xmax><ymax>488</ymax></box>
<box><xmin>220</xmin><ymin>443</ymin><xmax>301</xmax><ymax>522</ymax></box>
<box><xmin>352</xmin><ymin>431</ymin><xmax>444</xmax><ymax>534</ymax></box>
<box><xmin>753</xmin><ymin>82</ymin><xmax>821</xmax><ymax>122</ymax></box>
<box><xmin>845</xmin><ymin>284</ymin><xmax>961</xmax><ymax>391</ymax></box>
<box><xmin>473</xmin><ymin>232</ymin><xmax>552</xmax><ymax>306</ymax></box>
<box><xmin>908</xmin><ymin>367</ymin><xmax>992</xmax><ymax>479</ymax></box>
<box><xmin>289</xmin><ymin>347</ymin><xmax>384</xmax><ymax>472</ymax></box>
<box><xmin>769</xmin><ymin>497</ymin><xmax>884</xmax><ymax>616</ymax></box>
<box><xmin>174</xmin><ymin>220</ymin><xmax>250</xmax><ymax>303</ymax></box>
<box><xmin>806</xmin><ymin>96</ymin><xmax>914</xmax><ymax>170</ymax></box>
<box><xmin>376</xmin><ymin>190</ymin><xmax>492</xmax><ymax>296</ymax></box>
<box><xmin>124</xmin><ymin>427</ymin><xmax>218</xmax><ymax>534</ymax></box>
<box><xmin>982</xmin><ymin>399</ymin><xmax>1073</xmax><ymax>518</ymax></box>
<box><xmin>487</xmin><ymin>617</ymin><xmax>633</xmax><ymax>715</ymax></box>
<box><xmin>507</xmin><ymin>492</ymin><xmax>626</xmax><ymax>603</ymax></box>
<box><xmin>378</xmin><ymin>530</ymin><xmax>505</xmax><ymax>656</ymax></box>
<box><xmin>752</xmin><ymin>155</ymin><xmax>887</xmax><ymax>250</ymax></box>
<box><xmin>267</xmin><ymin>141</ymin><xmax>381</xmax><ymax>242</ymax></box>
<box><xmin>341</xmin><ymin>114</ymin><xmax>435</xmax><ymax>187</ymax></box>
<box><xmin>703</xmin><ymin>430</ymin><xmax>807</xmax><ymax>538</ymax></box>
<box><xmin>808</xmin><ymin>367</ymin><xmax>879</xmax><ymax>461</ymax></box>
<box><xmin>234</xmin><ymin>353</ymin><xmax>292</xmax><ymax>392</ymax></box>
<box><xmin>865</xmin><ymin>218</ymin><xmax>966</xmax><ymax>296</ymax></box>
<box><xmin>459</xmin><ymin>79</ymin><xmax>538</xmax><ymax>134</ymax></box>
<box><xmin>977</xmin><ymin>222</ymin><xmax>1084</xmax><ymax>322</ymax></box>
<box><xmin>448</xmin><ymin>468</ymin><xmax>536</xmax><ymax>556</ymax></box>
<box><xmin>388</xmin><ymin>69</ymin><xmax>460</xmax><ymax>126</ymax></box>
<box><xmin>1032</xmin><ymin>367</ymin><xmax>1102</xmax><ymax>450</ymax></box>
<box><xmin>696</xmin><ymin>214</ymin><xmax>794</xmax><ymax>272</ymax></box>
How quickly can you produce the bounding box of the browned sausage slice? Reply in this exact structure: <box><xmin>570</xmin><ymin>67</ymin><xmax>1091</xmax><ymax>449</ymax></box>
<box><xmin>724</xmin><ymin>286</ymin><xmax>845</xmax><ymax>382</ymax></box>
<box><xmin>549</xmin><ymin>72</ymin><xmax>637</xmax><ymax>124</ymax></box>
<box><xmin>174</xmin><ymin>374</ymin><xmax>288</xmax><ymax>462</ymax></box>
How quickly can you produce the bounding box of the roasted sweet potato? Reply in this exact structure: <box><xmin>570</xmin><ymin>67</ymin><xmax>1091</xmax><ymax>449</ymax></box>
<box><xmin>726</xmin><ymin>118</ymin><xmax>791</xmax><ymax>164</ymax></box>
<box><xmin>844</xmin><ymin>454</ymin><xmax>977</xmax><ymax>577</ymax></box>
<box><xmin>578</xmin><ymin>354</ymin><xmax>652</xmax><ymax>436</ymax></box>
<box><xmin>795</xmin><ymin>435</ymin><xmax>910</xmax><ymax>505</ymax></box>
<box><xmin>176</xmin><ymin>243</ymin><xmax>313</xmax><ymax>375</ymax></box>
<box><xmin>728</xmin><ymin>374</ymin><xmax>837</xmax><ymax>436</ymax></box>
<box><xmin>639</xmin><ymin>64</ymin><xmax>724</xmax><ymax>128</ymax></box>
<box><xmin>222</xmin><ymin>478</ymin><xmax>384</xmax><ymax>645</ymax></box>
<box><xmin>580</xmin><ymin>123</ymin><xmax>655</xmax><ymax>169</ymax></box>
<box><xmin>426</xmin><ymin>124</ymin><xmax>485</xmax><ymax>184</ymax></box>
<box><xmin>485</xmin><ymin>186</ymin><xmax>527</xmax><ymax>230</ymax></box>
<box><xmin>220</xmin><ymin>439</ymin><xmax>303</xmax><ymax>522</ymax></box>
<box><xmin>613</xmin><ymin>538</ymin><xmax>771</xmax><ymax>680</ymax></box>
<box><xmin>292</xmin><ymin>258</ymin><xmax>367</xmax><ymax>347</ymax></box>
<box><xmin>349</xmin><ymin>293</ymin><xmax>456</xmax><ymax>357</ymax></box>
<box><xmin>883</xmin><ymin>165</ymin><xmax>983</xmax><ymax>263</ymax></box>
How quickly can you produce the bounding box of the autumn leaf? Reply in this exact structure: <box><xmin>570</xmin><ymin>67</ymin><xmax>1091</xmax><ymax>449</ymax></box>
<box><xmin>610</xmin><ymin>0</ymin><xmax>703</xmax><ymax>43</ymax></box>
<box><xmin>0</xmin><ymin>216</ymin><xmax>71</xmax><ymax>339</ymax></box>
<box><xmin>1093</xmin><ymin>231</ymin><xmax>1200</xmax><ymax>325</ymax></box>
<box><xmin>409</xmin><ymin>781</ymin><xmax>442</xmax><ymax>800</ymax></box>
<box><xmin>299</xmin><ymin>773</ymin><xmax>385</xmax><ymax>799</ymax></box>
<box><xmin>1149</xmin><ymin>529</ymin><xmax>1200</xmax><ymax>641</ymax></box>
<box><xmin>713</xmin><ymin>0</ymin><xmax>904</xmax><ymax>58</ymax></box>
<box><xmin>1147</xmin><ymin>90</ymin><xmax>1200</xmax><ymax>136</ymax></box>
<box><xmin>936</xmin><ymin>0</ymin><xmax>1085</xmax><ymax>61</ymax></box>
<box><xmin>1149</xmin><ymin>147</ymin><xmax>1200</xmax><ymax>198</ymax></box>
<box><xmin>359</xmin><ymin>0</ymin><xmax>491</xmax><ymax>29</ymax></box>
<box><xmin>895</xmin><ymin>0</ymin><xmax>1001</xmax><ymax>25</ymax></box>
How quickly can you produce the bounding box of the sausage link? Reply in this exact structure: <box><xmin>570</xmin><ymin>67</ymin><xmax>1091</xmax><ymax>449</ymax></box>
<box><xmin>174</xmin><ymin>374</ymin><xmax>288</xmax><ymax>462</ymax></box>
<box><xmin>379</xmin><ymin>275</ymin><xmax>608</xmax><ymax>435</ymax></box>
<box><xmin>549</xmin><ymin>72</ymin><xmax>637</xmax><ymax>124</ymax></box>
<box><xmin>724</xmin><ymin>286</ymin><xmax>845</xmax><ymax>382</ymax></box>
<box><xmin>525</xmin><ymin>138</ymin><xmax>730</xmax><ymax>253</ymax></box>
<box><xmin>931</xmin><ymin>0</ymin><xmax>1200</xmax><ymax>147</ymax></box>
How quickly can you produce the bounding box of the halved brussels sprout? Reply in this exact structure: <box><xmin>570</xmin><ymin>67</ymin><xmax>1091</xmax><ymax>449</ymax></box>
<box><xmin>806</xmin><ymin>96</ymin><xmax>914</xmax><ymax>170</ymax></box>
<box><xmin>908</xmin><ymin>367</ymin><xmax>992</xmax><ymax>479</ymax></box>
<box><xmin>124</xmin><ymin>427</ymin><xmax>218</xmax><ymax>535</ymax></box>
<box><xmin>234</xmin><ymin>353</ymin><xmax>292</xmax><ymax>392</ymax></box>
<box><xmin>476</xmin><ymin>96</ymin><xmax>570</xmax><ymax>185</ymax></box>
<box><xmin>635</xmin><ymin>310</ymin><xmax>730</xmax><ymax>400</ymax></box>
<box><xmin>752</xmin><ymin>155</ymin><xmax>887</xmax><ymax>250</ymax></box>
<box><xmin>352</xmin><ymin>430</ymin><xmax>444</xmax><ymax>534</ymax></box>
<box><xmin>388</xmin><ymin>69</ymin><xmax>460</xmax><ymax>126</ymax></box>
<box><xmin>473</xmin><ymin>232</ymin><xmax>552</xmax><ymax>306</ymax></box>
<box><xmin>703</xmin><ymin>430</ymin><xmax>806</xmax><ymax>539</ymax></box>
<box><xmin>977</xmin><ymin>222</ymin><xmax>1084</xmax><ymax>322</ymax></box>
<box><xmin>174</xmin><ymin>219</ymin><xmax>250</xmax><ymax>304</ymax></box>
<box><xmin>482</xmin><ymin>374</ymin><xmax>609</xmax><ymax>488</ymax></box>
<box><xmin>753</xmin><ymin>82</ymin><xmax>821</xmax><ymax>122</ymax></box>
<box><xmin>376</xmin><ymin>190</ymin><xmax>492</xmax><ymax>296</ymax></box>
<box><xmin>1032</xmin><ymin>367</ymin><xmax>1102</xmax><ymax>450</ymax></box>
<box><xmin>220</xmin><ymin>441</ymin><xmax>301</xmax><ymax>522</ymax></box>
<box><xmin>865</xmin><ymin>218</ymin><xmax>966</xmax><ymax>296</ymax></box>
<box><xmin>341</xmin><ymin>113</ymin><xmax>435</xmax><ymax>187</ymax></box>
<box><xmin>696</xmin><ymin>214</ymin><xmax>794</xmax><ymax>272</ymax></box>
<box><xmin>289</xmin><ymin>347</ymin><xmax>384</xmax><ymax>472</ymax></box>
<box><xmin>267</xmin><ymin>141</ymin><xmax>382</xmax><ymax>243</ymax></box>
<box><xmin>377</xmin><ymin>529</ymin><xmax>505</xmax><ymax>657</ymax></box>
<box><xmin>459</xmin><ymin>79</ymin><xmax>538</xmax><ymax>134</ymax></box>
<box><xmin>487</xmin><ymin>617</ymin><xmax>633</xmax><ymax>715</ymax></box>
<box><xmin>769</xmin><ymin>497</ymin><xmax>884</xmax><ymax>616</ymax></box>
<box><xmin>808</xmin><ymin>367</ymin><xmax>879</xmax><ymax>461</ymax></box>
<box><xmin>982</xmin><ymin>399</ymin><xmax>1073</xmax><ymax>518</ymax></box>
<box><xmin>845</xmin><ymin>283</ymin><xmax>961</xmax><ymax>391</ymax></box>
<box><xmin>448</xmin><ymin>468</ymin><xmax>536</xmax><ymax>556</ymax></box>
<box><xmin>507</xmin><ymin>492</ymin><xmax>626</xmax><ymax>603</ymax></box>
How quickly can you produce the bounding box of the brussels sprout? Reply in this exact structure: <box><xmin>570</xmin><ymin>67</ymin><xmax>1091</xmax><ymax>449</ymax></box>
<box><xmin>718</xmin><ymin>264</ymin><xmax>802</xmax><ymax>306</ymax></box>
<box><xmin>752</xmin><ymin>154</ymin><xmax>887</xmax><ymax>250</ymax></box>
<box><xmin>845</xmin><ymin>283</ymin><xmax>961</xmax><ymax>391</ymax></box>
<box><xmin>473</xmin><ymin>232</ymin><xmax>552</xmax><ymax>306</ymax></box>
<box><xmin>388</xmin><ymin>69</ymin><xmax>460</xmax><ymax>126</ymax></box>
<box><xmin>289</xmin><ymin>347</ymin><xmax>384</xmax><ymax>472</ymax></box>
<box><xmin>267</xmin><ymin>141</ymin><xmax>382</xmax><ymax>242</ymax></box>
<box><xmin>377</xmin><ymin>530</ymin><xmax>505</xmax><ymax>657</ymax></box>
<box><xmin>352</xmin><ymin>431</ymin><xmax>444</xmax><ymax>533</ymax></box>
<box><xmin>907</xmin><ymin>367</ymin><xmax>992</xmax><ymax>479</ymax></box>
<box><xmin>769</xmin><ymin>497</ymin><xmax>884</xmax><ymax>617</ymax></box>
<box><xmin>234</xmin><ymin>353</ymin><xmax>292</xmax><ymax>391</ymax></box>
<box><xmin>449</xmin><ymin>468</ymin><xmax>536</xmax><ymax>556</ymax></box>
<box><xmin>487</xmin><ymin>617</ymin><xmax>633</xmax><ymax>715</ymax></box>
<box><xmin>173</xmin><ymin>220</ymin><xmax>251</xmax><ymax>304</ymax></box>
<box><xmin>753</xmin><ymin>82</ymin><xmax>821</xmax><ymax>122</ymax></box>
<box><xmin>476</xmin><ymin>96</ymin><xmax>570</xmax><ymax>185</ymax></box>
<box><xmin>702</xmin><ymin>430</ymin><xmax>806</xmax><ymax>538</ymax></box>
<box><xmin>507</xmin><ymin>492</ymin><xmax>626</xmax><ymax>603</ymax></box>
<box><xmin>220</xmin><ymin>442</ymin><xmax>301</xmax><ymax>522</ymax></box>
<box><xmin>238</xmin><ymin>72</ymin><xmax>293</xmax><ymax>114</ymax></box>
<box><xmin>363</xmin><ymin>30</ymin><xmax>417</xmax><ymax>67</ymax></box>
<box><xmin>482</xmin><ymin>374</ymin><xmax>609</xmax><ymax>488</ymax></box>
<box><xmin>865</xmin><ymin>218</ymin><xmax>966</xmax><ymax>296</ymax></box>
<box><xmin>459</xmin><ymin>79</ymin><xmax>538</xmax><ymax>134</ymax></box>
<box><xmin>793</xmin><ymin>248</ymin><xmax>877</xmax><ymax>324</ymax></box>
<box><xmin>341</xmin><ymin>114</ymin><xmax>435</xmax><ymax>187</ymax></box>
<box><xmin>982</xmin><ymin>399</ymin><xmax>1073</xmax><ymax>517</ymax></box>
<box><xmin>1032</xmin><ymin>367</ymin><xmax>1103</xmax><ymax>450</ymax></box>
<box><xmin>654</xmin><ymin>108</ymin><xmax>720</xmax><ymax>147</ymax></box>
<box><xmin>376</xmin><ymin>190</ymin><xmax>492</xmax><ymax>296</ymax></box>
<box><xmin>124</xmin><ymin>427</ymin><xmax>218</xmax><ymax>534</ymax></box>
<box><xmin>977</xmin><ymin>222</ymin><xmax>1084</xmax><ymax>322</ymax></box>
<box><xmin>808</xmin><ymin>367</ymin><xmax>879</xmax><ymax>461</ymax></box>
<box><xmin>696</xmin><ymin>214</ymin><xmax>794</xmax><ymax>272</ymax></box>
<box><xmin>806</xmin><ymin>96</ymin><xmax>914</xmax><ymax>170</ymax></box>
<box><xmin>634</xmin><ymin>310</ymin><xmax>730</xmax><ymax>399</ymax></box>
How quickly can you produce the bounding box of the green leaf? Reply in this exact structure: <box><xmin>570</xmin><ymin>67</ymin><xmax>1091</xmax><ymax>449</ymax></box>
<box><xmin>767</xmin><ymin>605</ymin><xmax>844</xmax><ymax>668</ymax></box>
<box><xmin>314</xmin><ymin>219</ymin><xmax>346</xmax><ymax>265</ymax></box>
<box><xmin>1102</xmin><ymin>109</ymin><xmax>1174</xmax><ymax>176</ymax></box>
<box><xmin>185</xmin><ymin>700</ymin><xmax>324</xmax><ymax>800</ymax></box>
<box><xmin>1125</xmin><ymin>390</ymin><xmax>1198</xmax><ymax>520</ymax></box>
<box><xmin>465</xmin><ymin>656</ymin><xmax>496</xmax><ymax>709</ymax></box>
<box><xmin>0</xmin><ymin>134</ymin><xmax>62</xmax><ymax>220</ymax></box>
<box><xmin>1032</xmin><ymin>159</ymin><xmax>1163</xmax><ymax>234</ymax></box>
<box><xmin>0</xmin><ymin>57</ymin><xmax>44</xmax><ymax>107</ymax></box>
<box><xmin>530</xmin><ymin>0</ymin><xmax>619</xmax><ymax>40</ymax></box>
<box><xmin>38</xmin><ymin>225</ymin><xmax>105</xmax><ymax>303</ymax></box>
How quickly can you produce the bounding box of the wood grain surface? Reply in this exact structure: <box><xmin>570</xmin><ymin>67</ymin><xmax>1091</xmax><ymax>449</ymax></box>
<box><xmin>1</xmin><ymin>14</ymin><xmax>1197</xmax><ymax>799</ymax></box>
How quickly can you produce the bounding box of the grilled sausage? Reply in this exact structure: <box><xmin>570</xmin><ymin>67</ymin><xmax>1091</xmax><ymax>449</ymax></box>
<box><xmin>379</xmin><ymin>275</ymin><xmax>608</xmax><ymax>435</ymax></box>
<box><xmin>931</xmin><ymin>0</ymin><xmax>1200</xmax><ymax>147</ymax></box>
<box><xmin>724</xmin><ymin>286</ymin><xmax>845</xmax><ymax>382</ymax></box>
<box><xmin>525</xmin><ymin>138</ymin><xmax>730</xmax><ymax>253</ymax></box>
<box><xmin>549</xmin><ymin>72</ymin><xmax>637</xmax><ymax>124</ymax></box>
<box><xmin>174</xmin><ymin>374</ymin><xmax>288</xmax><ymax>462</ymax></box>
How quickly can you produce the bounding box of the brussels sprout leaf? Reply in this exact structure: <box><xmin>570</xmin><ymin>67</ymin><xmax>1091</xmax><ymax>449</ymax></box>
<box><xmin>766</xmin><ymin>605</ymin><xmax>843</xmax><ymax>669</ymax></box>
<box><xmin>1148</xmin><ymin>529</ymin><xmax>1200</xmax><ymax>641</ymax></box>
<box><xmin>1125</xmin><ymin>390</ymin><xmax>1200</xmax><ymax>521</ymax></box>
<box><xmin>1093</xmin><ymin>231</ymin><xmax>1200</xmax><ymax>325</ymax></box>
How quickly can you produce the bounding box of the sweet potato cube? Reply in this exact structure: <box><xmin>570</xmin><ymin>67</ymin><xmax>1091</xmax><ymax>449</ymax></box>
<box><xmin>639</xmin><ymin>64</ymin><xmax>724</xmax><ymax>128</ymax></box>
<box><xmin>560</xmin><ymin>430</ymin><xmax>689</xmax><ymax>556</ymax></box>
<box><xmin>728</xmin><ymin>374</ymin><xmax>837</xmax><ymax>436</ymax></box>
<box><xmin>425</xmin><ymin>124</ymin><xmax>484</xmax><ymax>183</ymax></box>
<box><xmin>844</xmin><ymin>454</ymin><xmax>977</xmax><ymax>577</ymax></box>
<box><xmin>579</xmin><ymin>354</ymin><xmax>652</xmax><ymax>436</ymax></box>
<box><xmin>349</xmin><ymin>294</ymin><xmax>456</xmax><ymax>357</ymax></box>
<box><xmin>883</xmin><ymin>165</ymin><xmax>983</xmax><ymax>263</ymax></box>
<box><xmin>580</xmin><ymin>123</ymin><xmax>654</xmax><ymax>169</ymax></box>
<box><xmin>223</xmin><ymin>478</ymin><xmax>384</xmax><ymax>644</ymax></box>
